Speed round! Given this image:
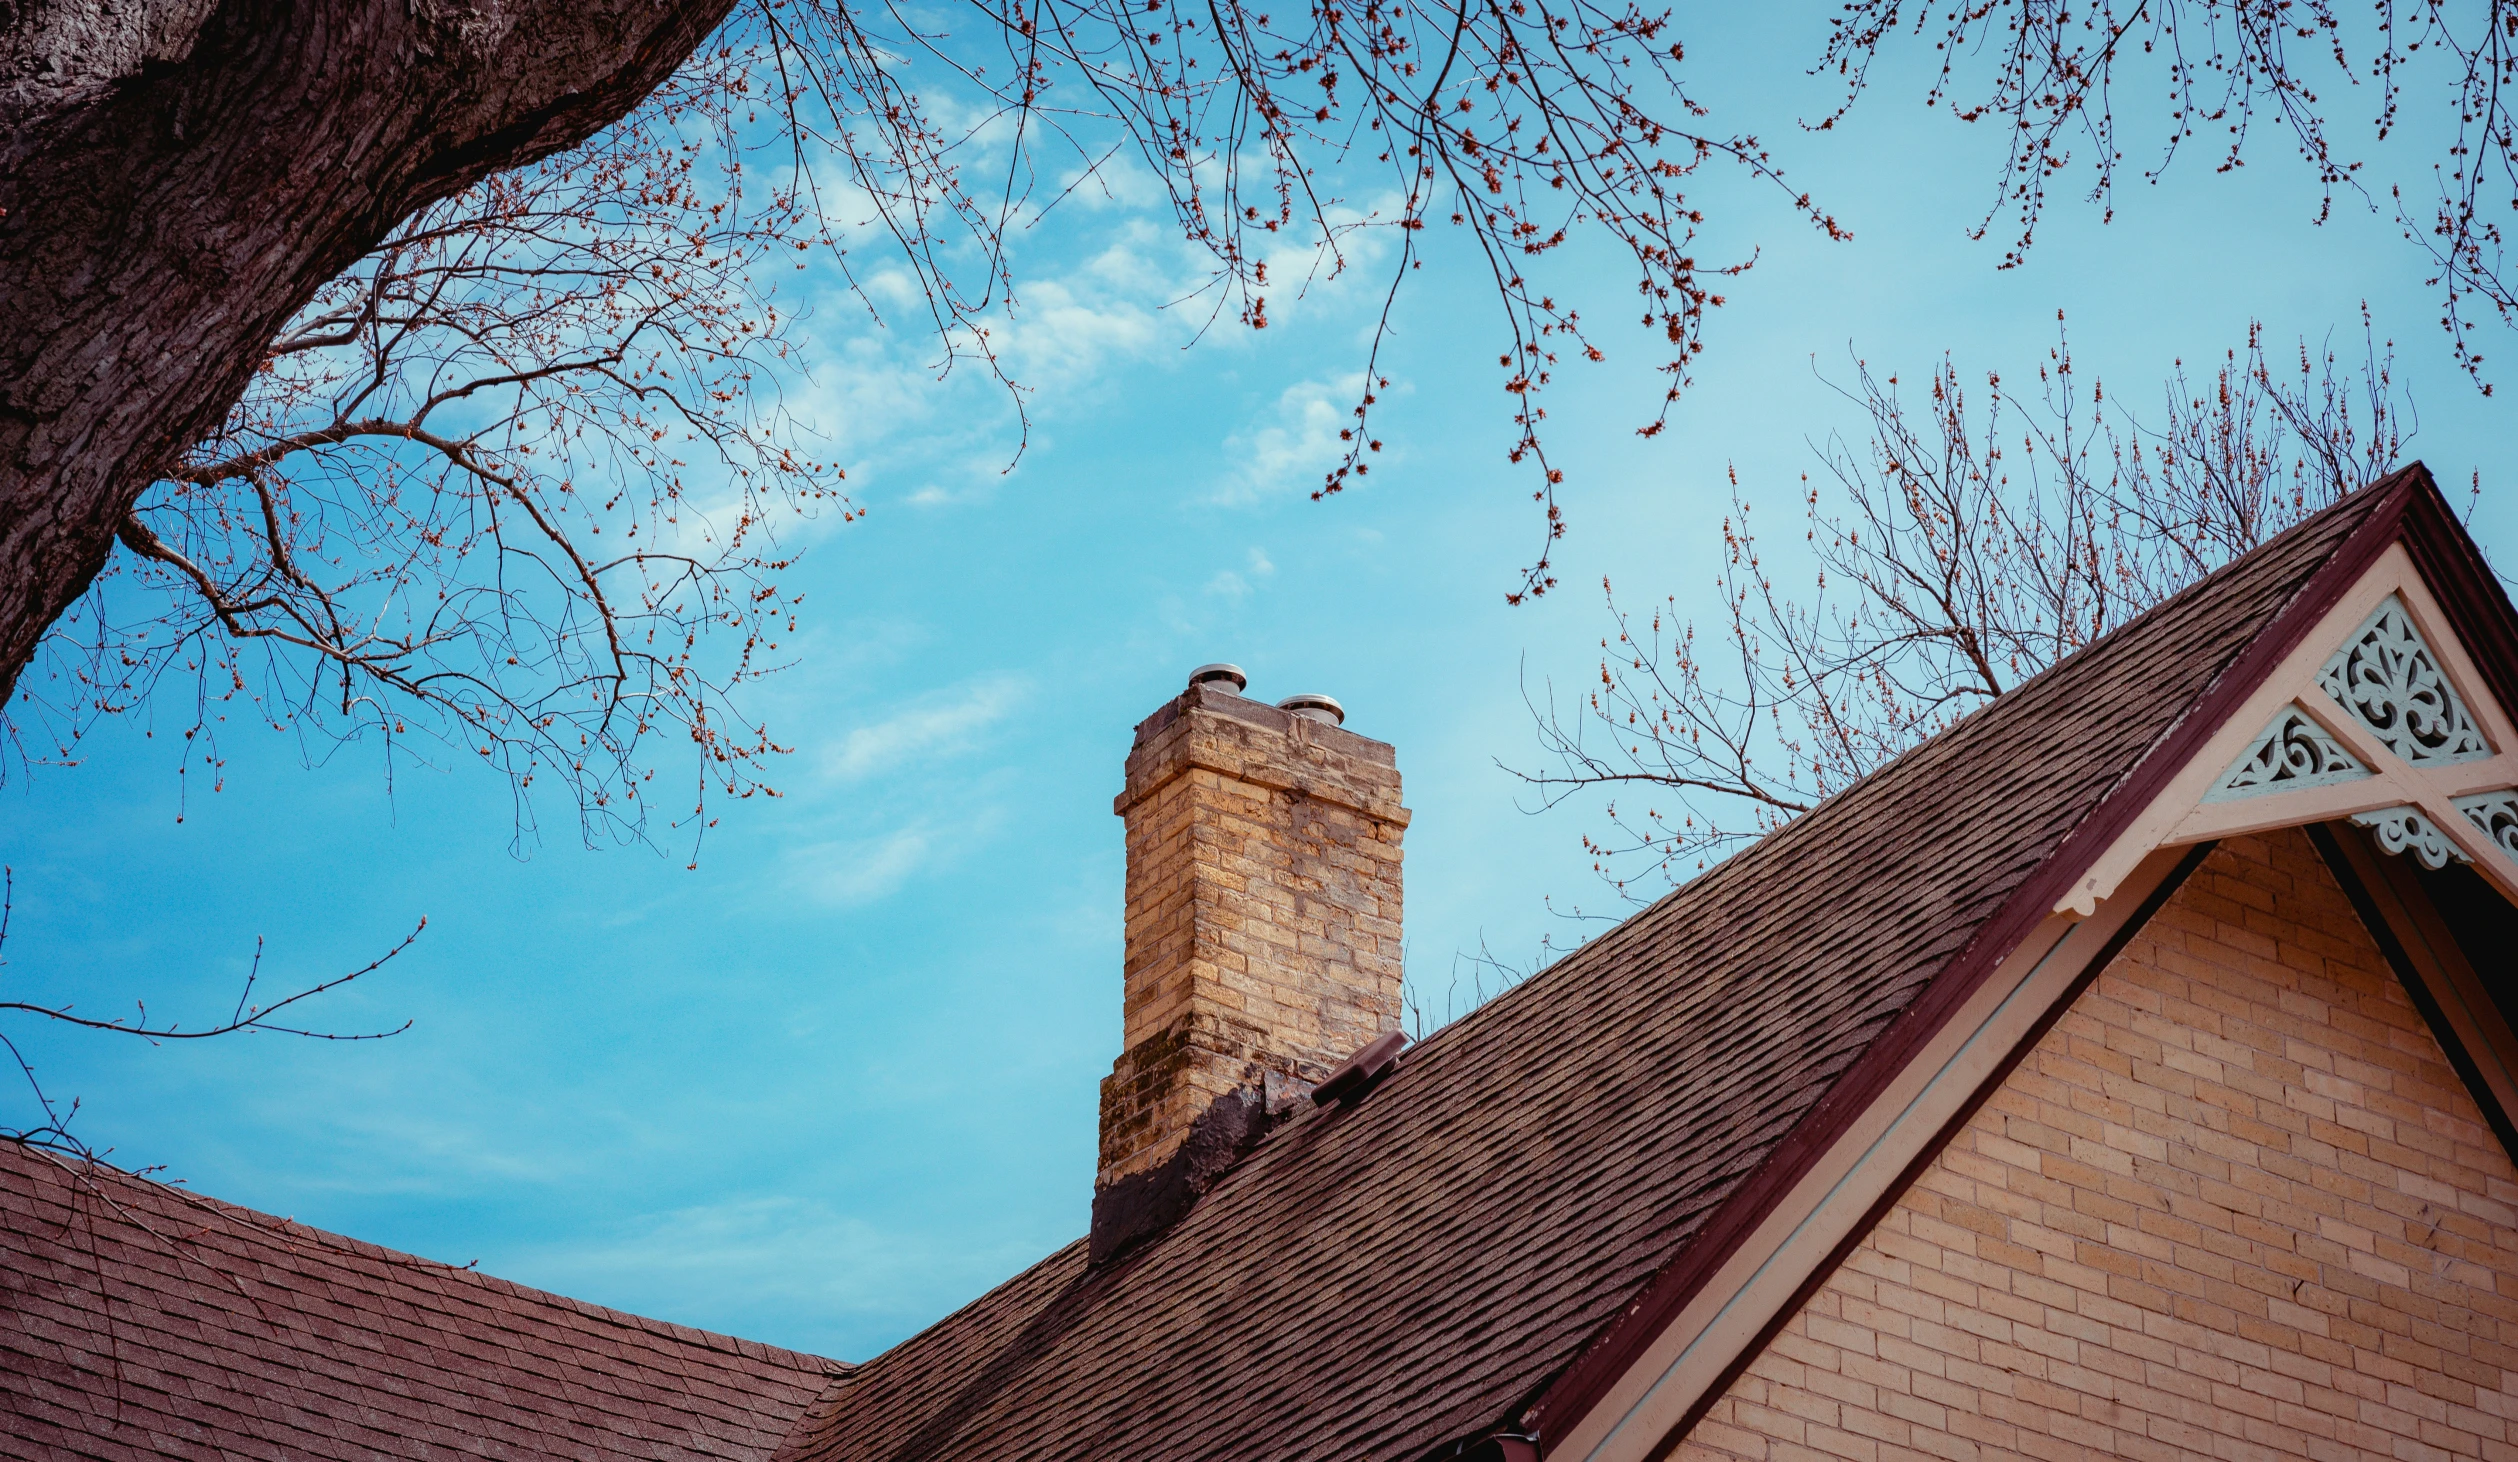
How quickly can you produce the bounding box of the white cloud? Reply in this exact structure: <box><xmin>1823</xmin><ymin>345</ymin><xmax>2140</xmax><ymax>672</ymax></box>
<box><xmin>776</xmin><ymin>234</ymin><xmax>1186</xmax><ymax>510</ymax></box>
<box><xmin>1046</xmin><ymin>151</ymin><xmax>1167</xmax><ymax>214</ymax></box>
<box><xmin>997</xmin><ymin>268</ymin><xmax>1163</xmax><ymax>381</ymax></box>
<box><xmin>765</xmin><ymin>155</ymin><xmax>1408</xmax><ymax>515</ymax></box>
<box><xmin>1213</xmin><ymin>374</ymin><xmax>1366</xmax><ymax>504</ymax></box>
<box><xmin>219</xmin><ymin>1053</ymin><xmax>599</xmax><ymax>1198</ymax></box>
<box><xmin>824</xmin><ymin>675</ymin><xmax>1028</xmax><ymax>784</ymax></box>
<box><xmin>1201</xmin><ymin>547</ymin><xmax>1277</xmax><ymax>599</ymax></box>
<box><xmin>742</xmin><ymin>672</ymin><xmax>1028</xmax><ymax>909</ymax></box>
<box><xmin>1255</xmin><ymin>189</ymin><xmax>1403</xmax><ymax>309</ymax></box>
<box><xmin>792</xmin><ymin>820</ymin><xmax>943</xmax><ymax>906</ymax></box>
<box><xmin>781</xmin><ymin>788</ymin><xmax>1014</xmax><ymax>908</ymax></box>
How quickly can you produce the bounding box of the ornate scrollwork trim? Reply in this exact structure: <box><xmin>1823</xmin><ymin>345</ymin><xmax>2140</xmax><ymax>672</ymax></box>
<box><xmin>2318</xmin><ymin>595</ymin><xmax>2494</xmax><ymax>766</ymax></box>
<box><xmin>2453</xmin><ymin>790</ymin><xmax>2518</xmax><ymax>862</ymax></box>
<box><xmin>2349</xmin><ymin>805</ymin><xmax>2470</xmax><ymax>869</ymax></box>
<box><xmin>2202</xmin><ymin>705</ymin><xmax>2371</xmax><ymax>802</ymax></box>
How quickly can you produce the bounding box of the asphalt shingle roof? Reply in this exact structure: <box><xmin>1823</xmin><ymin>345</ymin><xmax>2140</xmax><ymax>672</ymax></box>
<box><xmin>773</xmin><ymin>475</ymin><xmax>2414</xmax><ymax>1462</ymax></box>
<box><xmin>0</xmin><ymin>1139</ymin><xmax>842</xmax><ymax>1461</ymax></box>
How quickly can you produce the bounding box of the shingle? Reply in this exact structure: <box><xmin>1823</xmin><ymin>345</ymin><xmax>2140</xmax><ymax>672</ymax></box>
<box><xmin>773</xmin><ymin>476</ymin><xmax>2415</xmax><ymax>1462</ymax></box>
<box><xmin>0</xmin><ymin>1144</ymin><xmax>844</xmax><ymax>1461</ymax></box>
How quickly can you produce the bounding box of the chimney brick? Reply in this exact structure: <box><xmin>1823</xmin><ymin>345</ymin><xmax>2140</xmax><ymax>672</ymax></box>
<box><xmin>1089</xmin><ymin>680</ymin><xmax>1407</xmax><ymax>1258</ymax></box>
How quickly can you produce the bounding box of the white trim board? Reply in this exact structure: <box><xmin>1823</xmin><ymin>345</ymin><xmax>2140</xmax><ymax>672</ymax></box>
<box><xmin>1551</xmin><ymin>845</ymin><xmax>2198</xmax><ymax>1462</ymax></box>
<box><xmin>2066</xmin><ymin>544</ymin><xmax>2518</xmax><ymax>914</ymax></box>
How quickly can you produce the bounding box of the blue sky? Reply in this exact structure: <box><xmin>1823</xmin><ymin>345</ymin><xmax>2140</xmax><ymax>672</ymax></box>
<box><xmin>5</xmin><ymin>8</ymin><xmax>2515</xmax><ymax>1362</ymax></box>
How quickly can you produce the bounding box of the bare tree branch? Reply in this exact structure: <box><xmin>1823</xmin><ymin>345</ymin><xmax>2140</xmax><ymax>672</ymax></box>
<box><xmin>1515</xmin><ymin>316</ymin><xmax>2415</xmax><ymax>894</ymax></box>
<box><xmin>1818</xmin><ymin>2</ymin><xmax>2518</xmax><ymax>392</ymax></box>
<box><xmin>0</xmin><ymin>868</ymin><xmax>421</xmax><ymax>1158</ymax></box>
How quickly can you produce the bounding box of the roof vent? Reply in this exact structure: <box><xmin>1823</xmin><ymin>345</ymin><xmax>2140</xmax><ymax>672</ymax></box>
<box><xmin>1188</xmin><ymin>662</ymin><xmax>1248</xmax><ymax>695</ymax></box>
<box><xmin>1276</xmin><ymin>692</ymin><xmax>1345</xmax><ymax>727</ymax></box>
<box><xmin>1311</xmin><ymin>1029</ymin><xmax>1407</xmax><ymax>1105</ymax></box>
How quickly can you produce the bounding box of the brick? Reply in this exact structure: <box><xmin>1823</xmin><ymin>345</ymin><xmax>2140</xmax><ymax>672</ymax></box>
<box><xmin>1099</xmin><ymin>687</ymin><xmax>1409</xmax><ymax>1188</ymax></box>
<box><xmin>1679</xmin><ymin>832</ymin><xmax>2518</xmax><ymax>1462</ymax></box>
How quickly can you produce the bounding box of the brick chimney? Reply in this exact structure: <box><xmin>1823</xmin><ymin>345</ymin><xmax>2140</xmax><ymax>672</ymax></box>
<box><xmin>1089</xmin><ymin>668</ymin><xmax>1407</xmax><ymax>1260</ymax></box>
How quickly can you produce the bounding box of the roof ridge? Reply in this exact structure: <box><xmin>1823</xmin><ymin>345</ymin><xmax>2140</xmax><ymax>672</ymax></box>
<box><xmin>1394</xmin><ymin>472</ymin><xmax>2416</xmax><ymax>1065</ymax></box>
<box><xmin>2</xmin><ymin>1136</ymin><xmax>850</xmax><ymax>1376</ymax></box>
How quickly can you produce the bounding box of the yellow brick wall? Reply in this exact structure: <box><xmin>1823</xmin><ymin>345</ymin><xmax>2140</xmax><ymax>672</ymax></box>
<box><xmin>1678</xmin><ymin>828</ymin><xmax>2518</xmax><ymax>1462</ymax></box>
<box><xmin>1099</xmin><ymin>688</ymin><xmax>1407</xmax><ymax>1186</ymax></box>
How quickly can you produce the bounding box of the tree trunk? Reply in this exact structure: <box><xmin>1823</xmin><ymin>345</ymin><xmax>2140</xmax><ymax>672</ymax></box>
<box><xmin>0</xmin><ymin>0</ymin><xmax>736</xmax><ymax>706</ymax></box>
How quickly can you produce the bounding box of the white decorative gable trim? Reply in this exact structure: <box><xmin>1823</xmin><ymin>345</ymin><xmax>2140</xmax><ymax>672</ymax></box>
<box><xmin>2062</xmin><ymin>542</ymin><xmax>2518</xmax><ymax>916</ymax></box>
<box><xmin>2320</xmin><ymin>595</ymin><xmax>2494</xmax><ymax>764</ymax></box>
<box><xmin>2349</xmin><ymin>805</ymin><xmax>2466</xmax><ymax>868</ymax></box>
<box><xmin>2456</xmin><ymin>791</ymin><xmax>2518</xmax><ymax>858</ymax></box>
<box><xmin>2203</xmin><ymin>705</ymin><xmax>2370</xmax><ymax>801</ymax></box>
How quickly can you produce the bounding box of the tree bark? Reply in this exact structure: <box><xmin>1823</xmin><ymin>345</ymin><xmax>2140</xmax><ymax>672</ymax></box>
<box><xmin>0</xmin><ymin>0</ymin><xmax>737</xmax><ymax>706</ymax></box>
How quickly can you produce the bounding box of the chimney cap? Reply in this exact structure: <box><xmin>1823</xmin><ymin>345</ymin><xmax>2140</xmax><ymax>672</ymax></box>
<box><xmin>1277</xmin><ymin>692</ymin><xmax>1346</xmax><ymax>727</ymax></box>
<box><xmin>1188</xmin><ymin>663</ymin><xmax>1248</xmax><ymax>695</ymax></box>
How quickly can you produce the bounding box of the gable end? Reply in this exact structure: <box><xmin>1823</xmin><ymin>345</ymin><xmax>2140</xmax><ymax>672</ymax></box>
<box><xmin>1536</xmin><ymin>470</ymin><xmax>2518</xmax><ymax>1462</ymax></box>
<box><xmin>1676</xmin><ymin>830</ymin><xmax>2518</xmax><ymax>1462</ymax></box>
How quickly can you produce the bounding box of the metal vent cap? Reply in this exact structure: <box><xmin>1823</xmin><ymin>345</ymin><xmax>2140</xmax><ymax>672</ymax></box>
<box><xmin>1277</xmin><ymin>692</ymin><xmax>1345</xmax><ymax>726</ymax></box>
<box><xmin>1188</xmin><ymin>663</ymin><xmax>1248</xmax><ymax>695</ymax></box>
